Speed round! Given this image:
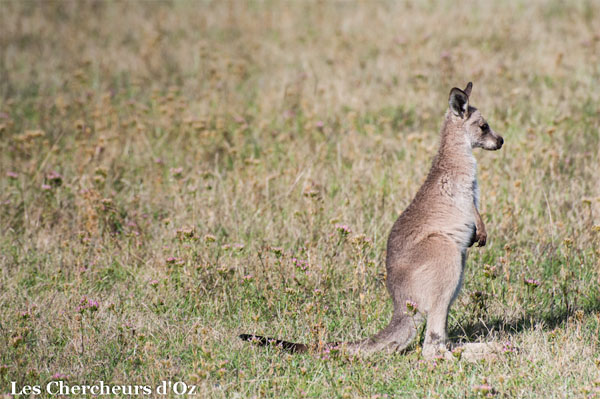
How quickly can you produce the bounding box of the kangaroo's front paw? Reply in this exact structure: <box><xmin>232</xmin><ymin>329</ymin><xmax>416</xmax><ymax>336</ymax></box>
<box><xmin>476</xmin><ymin>230</ymin><xmax>487</xmax><ymax>247</ymax></box>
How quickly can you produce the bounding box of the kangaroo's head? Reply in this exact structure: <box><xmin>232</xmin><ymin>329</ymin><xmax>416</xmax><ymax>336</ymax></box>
<box><xmin>448</xmin><ymin>82</ymin><xmax>504</xmax><ymax>151</ymax></box>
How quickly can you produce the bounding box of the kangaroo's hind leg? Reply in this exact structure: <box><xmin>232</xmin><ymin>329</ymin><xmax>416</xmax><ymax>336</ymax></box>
<box><xmin>405</xmin><ymin>234</ymin><xmax>465</xmax><ymax>359</ymax></box>
<box><xmin>422</xmin><ymin>304</ymin><xmax>452</xmax><ymax>359</ymax></box>
<box><xmin>346</xmin><ymin>311</ymin><xmax>425</xmax><ymax>355</ymax></box>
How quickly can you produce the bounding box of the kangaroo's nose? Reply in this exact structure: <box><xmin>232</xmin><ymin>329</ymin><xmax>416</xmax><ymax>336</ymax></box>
<box><xmin>498</xmin><ymin>136</ymin><xmax>504</xmax><ymax>147</ymax></box>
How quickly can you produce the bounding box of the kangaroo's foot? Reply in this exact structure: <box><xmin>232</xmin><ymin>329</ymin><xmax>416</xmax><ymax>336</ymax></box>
<box><xmin>422</xmin><ymin>342</ymin><xmax>504</xmax><ymax>362</ymax></box>
<box><xmin>460</xmin><ymin>342</ymin><xmax>502</xmax><ymax>361</ymax></box>
<box><xmin>450</xmin><ymin>342</ymin><xmax>503</xmax><ymax>362</ymax></box>
<box><xmin>422</xmin><ymin>343</ymin><xmax>451</xmax><ymax>360</ymax></box>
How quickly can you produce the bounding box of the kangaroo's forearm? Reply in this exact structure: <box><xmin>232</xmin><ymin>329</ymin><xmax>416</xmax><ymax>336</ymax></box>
<box><xmin>473</xmin><ymin>203</ymin><xmax>484</xmax><ymax>231</ymax></box>
<box><xmin>473</xmin><ymin>202</ymin><xmax>487</xmax><ymax>246</ymax></box>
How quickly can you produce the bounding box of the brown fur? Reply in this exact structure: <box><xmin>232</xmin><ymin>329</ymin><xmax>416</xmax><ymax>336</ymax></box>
<box><xmin>240</xmin><ymin>83</ymin><xmax>504</xmax><ymax>360</ymax></box>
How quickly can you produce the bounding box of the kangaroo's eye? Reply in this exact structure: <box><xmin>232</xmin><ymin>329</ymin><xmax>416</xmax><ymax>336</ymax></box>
<box><xmin>481</xmin><ymin>123</ymin><xmax>489</xmax><ymax>131</ymax></box>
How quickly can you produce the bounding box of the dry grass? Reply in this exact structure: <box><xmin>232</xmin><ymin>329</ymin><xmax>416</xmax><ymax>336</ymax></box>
<box><xmin>1</xmin><ymin>1</ymin><xmax>599</xmax><ymax>398</ymax></box>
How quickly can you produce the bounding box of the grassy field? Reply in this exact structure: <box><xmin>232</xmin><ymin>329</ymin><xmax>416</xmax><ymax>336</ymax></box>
<box><xmin>1</xmin><ymin>1</ymin><xmax>599</xmax><ymax>398</ymax></box>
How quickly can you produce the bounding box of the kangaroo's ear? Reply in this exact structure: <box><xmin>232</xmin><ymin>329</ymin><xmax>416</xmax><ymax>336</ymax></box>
<box><xmin>463</xmin><ymin>82</ymin><xmax>473</xmax><ymax>97</ymax></box>
<box><xmin>448</xmin><ymin>87</ymin><xmax>469</xmax><ymax>118</ymax></box>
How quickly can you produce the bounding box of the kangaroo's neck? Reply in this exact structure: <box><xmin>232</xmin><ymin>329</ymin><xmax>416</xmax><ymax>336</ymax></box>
<box><xmin>431</xmin><ymin>114</ymin><xmax>476</xmax><ymax>179</ymax></box>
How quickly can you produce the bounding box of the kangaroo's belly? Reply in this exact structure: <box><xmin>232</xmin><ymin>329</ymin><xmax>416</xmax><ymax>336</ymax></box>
<box><xmin>441</xmin><ymin>187</ymin><xmax>477</xmax><ymax>248</ymax></box>
<box><xmin>440</xmin><ymin>217</ymin><xmax>476</xmax><ymax>249</ymax></box>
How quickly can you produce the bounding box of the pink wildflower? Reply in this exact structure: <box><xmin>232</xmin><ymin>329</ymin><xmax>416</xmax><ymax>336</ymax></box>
<box><xmin>335</xmin><ymin>224</ymin><xmax>351</xmax><ymax>236</ymax></box>
<box><xmin>406</xmin><ymin>300</ymin><xmax>418</xmax><ymax>315</ymax></box>
<box><xmin>472</xmin><ymin>384</ymin><xmax>494</xmax><ymax>395</ymax></box>
<box><xmin>524</xmin><ymin>278</ymin><xmax>541</xmax><ymax>288</ymax></box>
<box><xmin>51</xmin><ymin>373</ymin><xmax>69</xmax><ymax>380</ymax></box>
<box><xmin>170</xmin><ymin>167</ymin><xmax>184</xmax><ymax>178</ymax></box>
<box><xmin>46</xmin><ymin>171</ymin><xmax>63</xmax><ymax>187</ymax></box>
<box><xmin>77</xmin><ymin>296</ymin><xmax>99</xmax><ymax>313</ymax></box>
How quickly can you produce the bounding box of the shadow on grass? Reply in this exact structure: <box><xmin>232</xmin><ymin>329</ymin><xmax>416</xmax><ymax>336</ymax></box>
<box><xmin>449</xmin><ymin>299</ymin><xmax>600</xmax><ymax>343</ymax></box>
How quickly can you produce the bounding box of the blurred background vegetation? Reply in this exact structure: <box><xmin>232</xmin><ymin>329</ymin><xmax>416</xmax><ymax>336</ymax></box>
<box><xmin>1</xmin><ymin>1</ymin><xmax>599</xmax><ymax>397</ymax></box>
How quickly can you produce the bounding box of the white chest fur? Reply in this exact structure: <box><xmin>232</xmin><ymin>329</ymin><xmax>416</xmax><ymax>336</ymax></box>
<box><xmin>472</xmin><ymin>160</ymin><xmax>480</xmax><ymax>210</ymax></box>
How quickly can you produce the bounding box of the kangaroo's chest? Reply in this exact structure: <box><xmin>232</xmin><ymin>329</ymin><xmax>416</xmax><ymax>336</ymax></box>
<box><xmin>436</xmin><ymin>167</ymin><xmax>478</xmax><ymax>248</ymax></box>
<box><xmin>439</xmin><ymin>172</ymin><xmax>477</xmax><ymax>210</ymax></box>
<box><xmin>472</xmin><ymin>176</ymin><xmax>480</xmax><ymax>210</ymax></box>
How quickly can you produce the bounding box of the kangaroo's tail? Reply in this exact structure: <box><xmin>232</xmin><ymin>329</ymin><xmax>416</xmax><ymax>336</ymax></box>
<box><xmin>239</xmin><ymin>334</ymin><xmax>314</xmax><ymax>353</ymax></box>
<box><xmin>240</xmin><ymin>313</ymin><xmax>422</xmax><ymax>355</ymax></box>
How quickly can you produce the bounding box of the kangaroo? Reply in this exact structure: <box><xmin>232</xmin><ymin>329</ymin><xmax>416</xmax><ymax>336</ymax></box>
<box><xmin>240</xmin><ymin>82</ymin><xmax>504</xmax><ymax>360</ymax></box>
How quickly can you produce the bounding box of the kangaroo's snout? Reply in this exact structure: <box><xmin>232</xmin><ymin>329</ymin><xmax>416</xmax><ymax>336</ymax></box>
<box><xmin>495</xmin><ymin>135</ymin><xmax>504</xmax><ymax>150</ymax></box>
<box><xmin>481</xmin><ymin>131</ymin><xmax>503</xmax><ymax>151</ymax></box>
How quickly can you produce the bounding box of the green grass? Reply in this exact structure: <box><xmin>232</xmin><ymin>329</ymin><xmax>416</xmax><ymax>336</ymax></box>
<box><xmin>1</xmin><ymin>1</ymin><xmax>600</xmax><ymax>398</ymax></box>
